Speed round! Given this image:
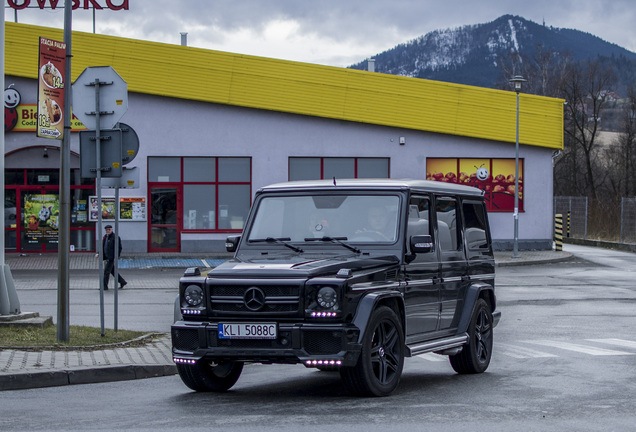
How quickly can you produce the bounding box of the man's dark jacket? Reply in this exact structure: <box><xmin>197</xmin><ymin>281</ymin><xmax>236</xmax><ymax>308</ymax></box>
<box><xmin>102</xmin><ymin>233</ymin><xmax>122</xmax><ymax>261</ymax></box>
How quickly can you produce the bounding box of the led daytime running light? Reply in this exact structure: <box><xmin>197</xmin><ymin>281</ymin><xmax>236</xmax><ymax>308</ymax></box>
<box><xmin>173</xmin><ymin>357</ymin><xmax>197</xmax><ymax>365</ymax></box>
<box><xmin>182</xmin><ymin>309</ymin><xmax>202</xmax><ymax>315</ymax></box>
<box><xmin>310</xmin><ymin>311</ymin><xmax>338</xmax><ymax>318</ymax></box>
<box><xmin>305</xmin><ymin>359</ymin><xmax>342</xmax><ymax>367</ymax></box>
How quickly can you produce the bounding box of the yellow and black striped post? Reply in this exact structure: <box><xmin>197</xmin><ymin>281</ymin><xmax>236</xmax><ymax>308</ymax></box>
<box><xmin>554</xmin><ymin>213</ymin><xmax>563</xmax><ymax>251</ymax></box>
<box><xmin>567</xmin><ymin>211</ymin><xmax>571</xmax><ymax>238</ymax></box>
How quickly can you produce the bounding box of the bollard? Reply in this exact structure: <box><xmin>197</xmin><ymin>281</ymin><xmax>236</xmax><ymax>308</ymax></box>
<box><xmin>567</xmin><ymin>211</ymin><xmax>571</xmax><ymax>237</ymax></box>
<box><xmin>554</xmin><ymin>213</ymin><xmax>563</xmax><ymax>251</ymax></box>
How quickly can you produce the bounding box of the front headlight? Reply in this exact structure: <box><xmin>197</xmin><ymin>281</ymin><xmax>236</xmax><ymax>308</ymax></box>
<box><xmin>306</xmin><ymin>284</ymin><xmax>341</xmax><ymax>318</ymax></box>
<box><xmin>317</xmin><ymin>287</ymin><xmax>338</xmax><ymax>309</ymax></box>
<box><xmin>184</xmin><ymin>285</ymin><xmax>204</xmax><ymax>307</ymax></box>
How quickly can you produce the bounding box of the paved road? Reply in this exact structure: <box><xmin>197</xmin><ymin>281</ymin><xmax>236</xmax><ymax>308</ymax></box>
<box><xmin>1</xmin><ymin>244</ymin><xmax>635</xmax><ymax>431</ymax></box>
<box><xmin>11</xmin><ymin>268</ymin><xmax>184</xmax><ymax>333</ymax></box>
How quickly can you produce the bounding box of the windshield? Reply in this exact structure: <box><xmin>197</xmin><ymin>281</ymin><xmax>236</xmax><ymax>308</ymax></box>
<box><xmin>247</xmin><ymin>194</ymin><xmax>400</xmax><ymax>244</ymax></box>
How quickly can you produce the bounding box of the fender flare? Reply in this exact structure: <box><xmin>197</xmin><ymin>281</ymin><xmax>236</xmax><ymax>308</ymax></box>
<box><xmin>456</xmin><ymin>282</ymin><xmax>495</xmax><ymax>334</ymax></box>
<box><xmin>351</xmin><ymin>291</ymin><xmax>405</xmax><ymax>343</ymax></box>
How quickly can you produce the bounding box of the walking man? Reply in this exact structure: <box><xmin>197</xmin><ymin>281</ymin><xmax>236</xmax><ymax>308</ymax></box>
<box><xmin>96</xmin><ymin>224</ymin><xmax>127</xmax><ymax>290</ymax></box>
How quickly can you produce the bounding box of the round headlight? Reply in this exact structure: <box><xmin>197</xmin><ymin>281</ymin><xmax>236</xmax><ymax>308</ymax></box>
<box><xmin>317</xmin><ymin>287</ymin><xmax>337</xmax><ymax>309</ymax></box>
<box><xmin>184</xmin><ymin>285</ymin><xmax>204</xmax><ymax>307</ymax></box>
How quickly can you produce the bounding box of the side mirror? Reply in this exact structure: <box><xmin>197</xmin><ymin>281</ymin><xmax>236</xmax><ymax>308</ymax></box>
<box><xmin>225</xmin><ymin>235</ymin><xmax>241</xmax><ymax>252</ymax></box>
<box><xmin>410</xmin><ymin>234</ymin><xmax>433</xmax><ymax>253</ymax></box>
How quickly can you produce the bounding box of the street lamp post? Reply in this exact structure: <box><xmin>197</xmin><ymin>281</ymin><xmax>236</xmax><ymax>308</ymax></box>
<box><xmin>510</xmin><ymin>75</ymin><xmax>526</xmax><ymax>258</ymax></box>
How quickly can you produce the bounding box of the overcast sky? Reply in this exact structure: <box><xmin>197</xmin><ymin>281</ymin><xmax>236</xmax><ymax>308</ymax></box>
<box><xmin>5</xmin><ymin>0</ymin><xmax>636</xmax><ymax>67</ymax></box>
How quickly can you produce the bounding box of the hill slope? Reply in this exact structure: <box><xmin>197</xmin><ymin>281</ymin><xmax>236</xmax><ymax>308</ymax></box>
<box><xmin>350</xmin><ymin>15</ymin><xmax>636</xmax><ymax>91</ymax></box>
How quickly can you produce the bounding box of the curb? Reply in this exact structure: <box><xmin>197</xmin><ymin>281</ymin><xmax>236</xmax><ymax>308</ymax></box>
<box><xmin>0</xmin><ymin>364</ymin><xmax>177</xmax><ymax>391</ymax></box>
<box><xmin>495</xmin><ymin>252</ymin><xmax>574</xmax><ymax>267</ymax></box>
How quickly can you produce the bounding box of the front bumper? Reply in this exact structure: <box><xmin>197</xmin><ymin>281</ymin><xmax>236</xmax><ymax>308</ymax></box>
<box><xmin>171</xmin><ymin>320</ymin><xmax>362</xmax><ymax>367</ymax></box>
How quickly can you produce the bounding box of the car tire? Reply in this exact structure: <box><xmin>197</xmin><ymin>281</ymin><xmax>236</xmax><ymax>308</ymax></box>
<box><xmin>176</xmin><ymin>360</ymin><xmax>243</xmax><ymax>392</ymax></box>
<box><xmin>340</xmin><ymin>306</ymin><xmax>404</xmax><ymax>397</ymax></box>
<box><xmin>449</xmin><ymin>298</ymin><xmax>493</xmax><ymax>374</ymax></box>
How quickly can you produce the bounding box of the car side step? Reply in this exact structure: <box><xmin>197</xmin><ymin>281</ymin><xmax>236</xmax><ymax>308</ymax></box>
<box><xmin>406</xmin><ymin>334</ymin><xmax>469</xmax><ymax>357</ymax></box>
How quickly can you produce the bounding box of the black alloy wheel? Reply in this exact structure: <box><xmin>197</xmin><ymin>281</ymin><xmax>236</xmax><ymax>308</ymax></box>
<box><xmin>340</xmin><ymin>306</ymin><xmax>405</xmax><ymax>397</ymax></box>
<box><xmin>449</xmin><ymin>298</ymin><xmax>493</xmax><ymax>374</ymax></box>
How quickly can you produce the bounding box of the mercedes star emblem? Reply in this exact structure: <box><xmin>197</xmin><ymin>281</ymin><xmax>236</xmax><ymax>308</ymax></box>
<box><xmin>244</xmin><ymin>287</ymin><xmax>266</xmax><ymax>311</ymax></box>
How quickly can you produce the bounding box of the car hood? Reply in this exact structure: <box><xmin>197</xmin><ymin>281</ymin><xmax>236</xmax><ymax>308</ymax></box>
<box><xmin>208</xmin><ymin>254</ymin><xmax>400</xmax><ymax>279</ymax></box>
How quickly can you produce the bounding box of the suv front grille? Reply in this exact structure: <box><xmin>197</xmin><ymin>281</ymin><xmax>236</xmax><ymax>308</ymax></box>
<box><xmin>209</xmin><ymin>282</ymin><xmax>302</xmax><ymax>317</ymax></box>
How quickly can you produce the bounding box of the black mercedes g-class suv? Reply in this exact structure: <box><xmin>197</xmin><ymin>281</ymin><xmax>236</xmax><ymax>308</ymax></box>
<box><xmin>172</xmin><ymin>179</ymin><xmax>500</xmax><ymax>396</ymax></box>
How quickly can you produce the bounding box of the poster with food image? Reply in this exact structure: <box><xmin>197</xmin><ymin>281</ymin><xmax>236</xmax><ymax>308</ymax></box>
<box><xmin>89</xmin><ymin>197</ymin><xmax>117</xmax><ymax>221</ymax></box>
<box><xmin>23</xmin><ymin>194</ymin><xmax>59</xmax><ymax>244</ymax></box>
<box><xmin>89</xmin><ymin>196</ymin><xmax>146</xmax><ymax>221</ymax></box>
<box><xmin>119</xmin><ymin>197</ymin><xmax>147</xmax><ymax>221</ymax></box>
<box><xmin>427</xmin><ymin>158</ymin><xmax>524</xmax><ymax>212</ymax></box>
<box><xmin>37</xmin><ymin>37</ymin><xmax>66</xmax><ymax>140</ymax></box>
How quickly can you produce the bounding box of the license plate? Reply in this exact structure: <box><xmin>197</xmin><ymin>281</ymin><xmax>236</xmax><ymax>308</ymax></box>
<box><xmin>218</xmin><ymin>323</ymin><xmax>277</xmax><ymax>339</ymax></box>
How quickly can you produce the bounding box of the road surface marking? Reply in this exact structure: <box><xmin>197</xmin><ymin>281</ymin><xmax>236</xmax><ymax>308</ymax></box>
<box><xmin>525</xmin><ymin>340</ymin><xmax>631</xmax><ymax>356</ymax></box>
<box><xmin>497</xmin><ymin>343</ymin><xmax>558</xmax><ymax>359</ymax></box>
<box><xmin>415</xmin><ymin>353</ymin><xmax>447</xmax><ymax>362</ymax></box>
<box><xmin>586</xmin><ymin>338</ymin><xmax>636</xmax><ymax>349</ymax></box>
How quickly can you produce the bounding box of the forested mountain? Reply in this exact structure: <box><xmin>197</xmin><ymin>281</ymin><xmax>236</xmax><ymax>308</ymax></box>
<box><xmin>349</xmin><ymin>15</ymin><xmax>636</xmax><ymax>93</ymax></box>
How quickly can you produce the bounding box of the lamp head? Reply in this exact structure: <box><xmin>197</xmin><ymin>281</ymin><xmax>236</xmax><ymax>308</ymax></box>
<box><xmin>509</xmin><ymin>75</ymin><xmax>527</xmax><ymax>93</ymax></box>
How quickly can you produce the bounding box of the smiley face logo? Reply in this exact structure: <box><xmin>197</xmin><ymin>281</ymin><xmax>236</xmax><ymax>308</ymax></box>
<box><xmin>4</xmin><ymin>86</ymin><xmax>21</xmax><ymax>133</ymax></box>
<box><xmin>476</xmin><ymin>166</ymin><xmax>489</xmax><ymax>181</ymax></box>
<box><xmin>4</xmin><ymin>87</ymin><xmax>21</xmax><ymax>109</ymax></box>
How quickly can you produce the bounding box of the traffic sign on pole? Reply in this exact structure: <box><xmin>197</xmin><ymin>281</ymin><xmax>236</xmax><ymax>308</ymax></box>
<box><xmin>72</xmin><ymin>66</ymin><xmax>128</xmax><ymax>130</ymax></box>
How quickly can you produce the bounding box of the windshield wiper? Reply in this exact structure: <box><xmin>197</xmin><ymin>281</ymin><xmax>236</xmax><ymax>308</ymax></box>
<box><xmin>304</xmin><ymin>236</ymin><xmax>361</xmax><ymax>253</ymax></box>
<box><xmin>250</xmin><ymin>237</ymin><xmax>304</xmax><ymax>253</ymax></box>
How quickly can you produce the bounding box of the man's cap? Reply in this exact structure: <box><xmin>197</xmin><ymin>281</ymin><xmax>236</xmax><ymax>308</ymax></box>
<box><xmin>104</xmin><ymin>225</ymin><xmax>113</xmax><ymax>229</ymax></box>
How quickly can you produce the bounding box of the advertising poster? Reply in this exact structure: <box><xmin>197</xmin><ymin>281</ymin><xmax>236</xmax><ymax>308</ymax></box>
<box><xmin>120</xmin><ymin>197</ymin><xmax>147</xmax><ymax>221</ymax></box>
<box><xmin>427</xmin><ymin>158</ymin><xmax>524</xmax><ymax>212</ymax></box>
<box><xmin>37</xmin><ymin>37</ymin><xmax>66</xmax><ymax>140</ymax></box>
<box><xmin>23</xmin><ymin>194</ymin><xmax>59</xmax><ymax>245</ymax></box>
<box><xmin>89</xmin><ymin>197</ymin><xmax>147</xmax><ymax>221</ymax></box>
<box><xmin>90</xmin><ymin>197</ymin><xmax>117</xmax><ymax>221</ymax></box>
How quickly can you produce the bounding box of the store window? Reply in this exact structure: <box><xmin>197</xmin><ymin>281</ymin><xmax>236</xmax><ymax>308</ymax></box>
<box><xmin>148</xmin><ymin>157</ymin><xmax>251</xmax><ymax>233</ymax></box>
<box><xmin>4</xmin><ymin>168</ymin><xmax>95</xmax><ymax>253</ymax></box>
<box><xmin>289</xmin><ymin>157</ymin><xmax>390</xmax><ymax>181</ymax></box>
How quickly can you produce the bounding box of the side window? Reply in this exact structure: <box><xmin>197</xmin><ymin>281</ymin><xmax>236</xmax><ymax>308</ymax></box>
<box><xmin>407</xmin><ymin>196</ymin><xmax>431</xmax><ymax>251</ymax></box>
<box><xmin>436</xmin><ymin>197</ymin><xmax>460</xmax><ymax>251</ymax></box>
<box><xmin>462</xmin><ymin>201</ymin><xmax>489</xmax><ymax>250</ymax></box>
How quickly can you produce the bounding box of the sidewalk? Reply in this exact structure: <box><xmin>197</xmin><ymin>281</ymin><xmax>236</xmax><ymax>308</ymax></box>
<box><xmin>0</xmin><ymin>334</ymin><xmax>176</xmax><ymax>391</ymax></box>
<box><xmin>4</xmin><ymin>252</ymin><xmax>233</xmax><ymax>271</ymax></box>
<box><xmin>4</xmin><ymin>249</ymin><xmax>572</xmax><ymax>271</ymax></box>
<box><xmin>0</xmin><ymin>248</ymin><xmax>572</xmax><ymax>391</ymax></box>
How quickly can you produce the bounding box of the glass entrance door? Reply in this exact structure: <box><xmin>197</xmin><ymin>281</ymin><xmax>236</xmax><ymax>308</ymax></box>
<box><xmin>149</xmin><ymin>186</ymin><xmax>180</xmax><ymax>252</ymax></box>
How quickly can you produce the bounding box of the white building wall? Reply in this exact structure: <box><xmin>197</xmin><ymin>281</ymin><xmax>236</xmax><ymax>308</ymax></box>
<box><xmin>4</xmin><ymin>79</ymin><xmax>554</xmax><ymax>252</ymax></box>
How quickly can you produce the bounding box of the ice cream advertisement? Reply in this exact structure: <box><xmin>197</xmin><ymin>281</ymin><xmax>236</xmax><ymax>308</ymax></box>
<box><xmin>37</xmin><ymin>37</ymin><xmax>66</xmax><ymax>140</ymax></box>
<box><xmin>427</xmin><ymin>158</ymin><xmax>524</xmax><ymax>212</ymax></box>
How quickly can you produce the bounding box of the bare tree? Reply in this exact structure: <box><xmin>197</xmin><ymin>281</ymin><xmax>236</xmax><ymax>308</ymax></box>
<box><xmin>559</xmin><ymin>59</ymin><xmax>617</xmax><ymax>200</ymax></box>
<box><xmin>606</xmin><ymin>85</ymin><xmax>636</xmax><ymax>197</ymax></box>
<box><xmin>496</xmin><ymin>45</ymin><xmax>570</xmax><ymax>98</ymax></box>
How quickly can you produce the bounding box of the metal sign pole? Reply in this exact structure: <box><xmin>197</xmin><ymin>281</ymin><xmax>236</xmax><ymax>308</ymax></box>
<box><xmin>114</xmin><ymin>186</ymin><xmax>119</xmax><ymax>332</ymax></box>
<box><xmin>56</xmin><ymin>0</ymin><xmax>72</xmax><ymax>343</ymax></box>
<box><xmin>73</xmin><ymin>66</ymin><xmax>127</xmax><ymax>336</ymax></box>
<box><xmin>95</xmin><ymin>79</ymin><xmax>105</xmax><ymax>337</ymax></box>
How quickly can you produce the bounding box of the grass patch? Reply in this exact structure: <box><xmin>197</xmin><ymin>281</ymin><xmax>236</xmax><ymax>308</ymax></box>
<box><xmin>0</xmin><ymin>325</ymin><xmax>152</xmax><ymax>350</ymax></box>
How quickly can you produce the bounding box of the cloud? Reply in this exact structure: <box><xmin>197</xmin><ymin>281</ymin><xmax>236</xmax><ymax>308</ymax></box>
<box><xmin>4</xmin><ymin>0</ymin><xmax>635</xmax><ymax>66</ymax></box>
